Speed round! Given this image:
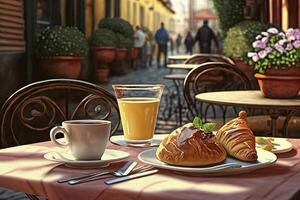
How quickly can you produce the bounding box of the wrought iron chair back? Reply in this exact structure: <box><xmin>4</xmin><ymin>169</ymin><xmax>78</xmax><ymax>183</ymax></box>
<box><xmin>0</xmin><ymin>79</ymin><xmax>120</xmax><ymax>148</ymax></box>
<box><xmin>184</xmin><ymin>54</ymin><xmax>235</xmax><ymax>65</ymax></box>
<box><xmin>183</xmin><ymin>62</ymin><xmax>252</xmax><ymax>121</ymax></box>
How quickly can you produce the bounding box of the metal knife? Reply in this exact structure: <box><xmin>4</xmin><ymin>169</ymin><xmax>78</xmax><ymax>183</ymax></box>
<box><xmin>105</xmin><ymin>169</ymin><xmax>158</xmax><ymax>185</ymax></box>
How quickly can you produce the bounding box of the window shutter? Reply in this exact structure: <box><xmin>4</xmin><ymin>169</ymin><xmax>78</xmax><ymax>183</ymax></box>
<box><xmin>0</xmin><ymin>0</ymin><xmax>25</xmax><ymax>52</ymax></box>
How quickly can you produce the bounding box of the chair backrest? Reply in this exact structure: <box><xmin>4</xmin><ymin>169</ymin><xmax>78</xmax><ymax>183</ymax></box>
<box><xmin>184</xmin><ymin>54</ymin><xmax>235</xmax><ymax>65</ymax></box>
<box><xmin>0</xmin><ymin>79</ymin><xmax>120</xmax><ymax>148</ymax></box>
<box><xmin>183</xmin><ymin>62</ymin><xmax>251</xmax><ymax>119</ymax></box>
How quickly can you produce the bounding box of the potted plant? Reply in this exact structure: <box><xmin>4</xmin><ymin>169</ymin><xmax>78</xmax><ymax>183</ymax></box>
<box><xmin>247</xmin><ymin>27</ymin><xmax>300</xmax><ymax>98</ymax></box>
<box><xmin>115</xmin><ymin>33</ymin><xmax>130</xmax><ymax>61</ymax></box>
<box><xmin>223</xmin><ymin>21</ymin><xmax>272</xmax><ymax>87</ymax></box>
<box><xmin>37</xmin><ymin>26</ymin><xmax>88</xmax><ymax>79</ymax></box>
<box><xmin>98</xmin><ymin>18</ymin><xmax>134</xmax><ymax>61</ymax></box>
<box><xmin>98</xmin><ymin>18</ymin><xmax>134</xmax><ymax>38</ymax></box>
<box><xmin>90</xmin><ymin>28</ymin><xmax>117</xmax><ymax>82</ymax></box>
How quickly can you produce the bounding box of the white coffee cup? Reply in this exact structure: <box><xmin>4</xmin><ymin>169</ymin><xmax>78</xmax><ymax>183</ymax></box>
<box><xmin>50</xmin><ymin>120</ymin><xmax>111</xmax><ymax>160</ymax></box>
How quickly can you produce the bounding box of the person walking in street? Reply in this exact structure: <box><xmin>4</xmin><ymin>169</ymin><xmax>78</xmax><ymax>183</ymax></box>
<box><xmin>194</xmin><ymin>20</ymin><xmax>219</xmax><ymax>53</ymax></box>
<box><xmin>133</xmin><ymin>25</ymin><xmax>146</xmax><ymax>69</ymax></box>
<box><xmin>184</xmin><ymin>31</ymin><xmax>194</xmax><ymax>55</ymax></box>
<box><xmin>155</xmin><ymin>22</ymin><xmax>169</xmax><ymax>68</ymax></box>
<box><xmin>176</xmin><ymin>34</ymin><xmax>182</xmax><ymax>53</ymax></box>
<box><xmin>169</xmin><ymin>36</ymin><xmax>174</xmax><ymax>55</ymax></box>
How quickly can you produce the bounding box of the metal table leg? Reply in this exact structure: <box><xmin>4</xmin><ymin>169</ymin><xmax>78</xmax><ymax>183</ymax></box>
<box><xmin>173</xmin><ymin>79</ymin><xmax>182</xmax><ymax>126</ymax></box>
<box><xmin>270</xmin><ymin>112</ymin><xmax>279</xmax><ymax>137</ymax></box>
<box><xmin>283</xmin><ymin>110</ymin><xmax>297</xmax><ymax>138</ymax></box>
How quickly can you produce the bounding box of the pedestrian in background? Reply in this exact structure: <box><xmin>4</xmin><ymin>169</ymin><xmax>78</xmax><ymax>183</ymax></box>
<box><xmin>176</xmin><ymin>34</ymin><xmax>182</xmax><ymax>53</ymax></box>
<box><xmin>133</xmin><ymin>25</ymin><xmax>146</xmax><ymax>69</ymax></box>
<box><xmin>184</xmin><ymin>31</ymin><xmax>194</xmax><ymax>55</ymax></box>
<box><xmin>194</xmin><ymin>20</ymin><xmax>219</xmax><ymax>54</ymax></box>
<box><xmin>169</xmin><ymin>37</ymin><xmax>174</xmax><ymax>55</ymax></box>
<box><xmin>144</xmin><ymin>35</ymin><xmax>152</xmax><ymax>67</ymax></box>
<box><xmin>154</xmin><ymin>22</ymin><xmax>169</xmax><ymax>68</ymax></box>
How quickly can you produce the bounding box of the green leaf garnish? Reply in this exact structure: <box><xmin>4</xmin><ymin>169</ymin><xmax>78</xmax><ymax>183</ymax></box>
<box><xmin>202</xmin><ymin>123</ymin><xmax>216</xmax><ymax>133</ymax></box>
<box><xmin>193</xmin><ymin>117</ymin><xmax>202</xmax><ymax>129</ymax></box>
<box><xmin>192</xmin><ymin>117</ymin><xmax>216</xmax><ymax>133</ymax></box>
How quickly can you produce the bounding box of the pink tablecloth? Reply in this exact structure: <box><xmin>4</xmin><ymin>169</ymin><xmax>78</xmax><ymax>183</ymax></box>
<box><xmin>0</xmin><ymin>139</ymin><xmax>300</xmax><ymax>200</ymax></box>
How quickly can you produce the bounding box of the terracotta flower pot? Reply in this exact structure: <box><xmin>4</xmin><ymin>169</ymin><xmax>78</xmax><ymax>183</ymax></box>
<box><xmin>91</xmin><ymin>47</ymin><xmax>116</xmax><ymax>82</ymax></box>
<box><xmin>91</xmin><ymin>47</ymin><xmax>116</xmax><ymax>64</ymax></box>
<box><xmin>255</xmin><ymin>67</ymin><xmax>300</xmax><ymax>99</ymax></box>
<box><xmin>39</xmin><ymin>56</ymin><xmax>84</xmax><ymax>79</ymax></box>
<box><xmin>130</xmin><ymin>47</ymin><xmax>139</xmax><ymax>60</ymax></box>
<box><xmin>115</xmin><ymin>48</ymin><xmax>128</xmax><ymax>61</ymax></box>
<box><xmin>96</xmin><ymin>68</ymin><xmax>110</xmax><ymax>82</ymax></box>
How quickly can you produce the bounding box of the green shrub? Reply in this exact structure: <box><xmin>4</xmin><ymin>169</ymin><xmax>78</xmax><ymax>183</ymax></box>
<box><xmin>37</xmin><ymin>26</ymin><xmax>88</xmax><ymax>58</ymax></box>
<box><xmin>213</xmin><ymin>0</ymin><xmax>245</xmax><ymax>36</ymax></box>
<box><xmin>98</xmin><ymin>18</ymin><xmax>134</xmax><ymax>38</ymax></box>
<box><xmin>115</xmin><ymin>33</ymin><xmax>133</xmax><ymax>49</ymax></box>
<box><xmin>91</xmin><ymin>28</ymin><xmax>117</xmax><ymax>47</ymax></box>
<box><xmin>224</xmin><ymin>21</ymin><xmax>272</xmax><ymax>60</ymax></box>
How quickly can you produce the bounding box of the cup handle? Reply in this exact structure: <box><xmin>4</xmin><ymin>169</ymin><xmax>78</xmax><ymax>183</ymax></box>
<box><xmin>50</xmin><ymin>126</ymin><xmax>69</xmax><ymax>148</ymax></box>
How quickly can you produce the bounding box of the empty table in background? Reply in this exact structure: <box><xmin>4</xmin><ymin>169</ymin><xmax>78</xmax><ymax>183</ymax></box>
<box><xmin>167</xmin><ymin>63</ymin><xmax>199</xmax><ymax>70</ymax></box>
<box><xmin>168</xmin><ymin>55</ymin><xmax>191</xmax><ymax>62</ymax></box>
<box><xmin>195</xmin><ymin>90</ymin><xmax>300</xmax><ymax>137</ymax></box>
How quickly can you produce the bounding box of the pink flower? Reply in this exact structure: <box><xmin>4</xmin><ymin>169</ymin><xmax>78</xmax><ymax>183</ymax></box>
<box><xmin>265</xmin><ymin>47</ymin><xmax>272</xmax><ymax>54</ymax></box>
<box><xmin>252</xmin><ymin>54</ymin><xmax>259</xmax><ymax>62</ymax></box>
<box><xmin>256</xmin><ymin>35</ymin><xmax>262</xmax><ymax>40</ymax></box>
<box><xmin>275</xmin><ymin>43</ymin><xmax>285</xmax><ymax>53</ymax></box>
<box><xmin>261</xmin><ymin>37</ymin><xmax>268</xmax><ymax>44</ymax></box>
<box><xmin>261</xmin><ymin>32</ymin><xmax>269</xmax><ymax>37</ymax></box>
<box><xmin>286</xmin><ymin>28</ymin><xmax>296</xmax><ymax>41</ymax></box>
<box><xmin>279</xmin><ymin>32</ymin><xmax>286</xmax><ymax>38</ymax></box>
<box><xmin>258</xmin><ymin>50</ymin><xmax>268</xmax><ymax>59</ymax></box>
<box><xmin>279</xmin><ymin>39</ymin><xmax>287</xmax><ymax>46</ymax></box>
<box><xmin>293</xmin><ymin>40</ymin><xmax>300</xmax><ymax>48</ymax></box>
<box><xmin>294</xmin><ymin>29</ymin><xmax>300</xmax><ymax>40</ymax></box>
<box><xmin>285</xmin><ymin>43</ymin><xmax>293</xmax><ymax>51</ymax></box>
<box><xmin>253</xmin><ymin>40</ymin><xmax>266</xmax><ymax>49</ymax></box>
<box><xmin>267</xmin><ymin>28</ymin><xmax>279</xmax><ymax>34</ymax></box>
<box><xmin>247</xmin><ymin>52</ymin><xmax>257</xmax><ymax>57</ymax></box>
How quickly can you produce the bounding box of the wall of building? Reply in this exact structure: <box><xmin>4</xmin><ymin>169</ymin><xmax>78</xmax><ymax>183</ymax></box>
<box><xmin>84</xmin><ymin>0</ymin><xmax>175</xmax><ymax>37</ymax></box>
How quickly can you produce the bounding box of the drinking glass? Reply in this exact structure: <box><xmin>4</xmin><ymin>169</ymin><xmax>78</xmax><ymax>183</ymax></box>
<box><xmin>113</xmin><ymin>84</ymin><xmax>164</xmax><ymax>146</ymax></box>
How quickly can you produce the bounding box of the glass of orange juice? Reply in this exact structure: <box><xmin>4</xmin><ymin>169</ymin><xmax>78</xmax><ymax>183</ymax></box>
<box><xmin>113</xmin><ymin>84</ymin><xmax>164</xmax><ymax>147</ymax></box>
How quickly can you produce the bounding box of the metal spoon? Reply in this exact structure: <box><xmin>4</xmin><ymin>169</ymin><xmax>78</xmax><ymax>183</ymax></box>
<box><xmin>57</xmin><ymin>161</ymin><xmax>136</xmax><ymax>184</ymax></box>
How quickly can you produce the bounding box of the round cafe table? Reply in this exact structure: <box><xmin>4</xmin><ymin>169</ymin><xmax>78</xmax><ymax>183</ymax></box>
<box><xmin>168</xmin><ymin>55</ymin><xmax>191</xmax><ymax>62</ymax></box>
<box><xmin>195</xmin><ymin>90</ymin><xmax>300</xmax><ymax>137</ymax></box>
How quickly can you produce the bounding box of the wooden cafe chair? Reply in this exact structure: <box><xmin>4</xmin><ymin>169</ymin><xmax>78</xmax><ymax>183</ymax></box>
<box><xmin>184</xmin><ymin>53</ymin><xmax>235</xmax><ymax>65</ymax></box>
<box><xmin>183</xmin><ymin>61</ymin><xmax>252</xmax><ymax>127</ymax></box>
<box><xmin>0</xmin><ymin>79</ymin><xmax>120</xmax><ymax>148</ymax></box>
<box><xmin>163</xmin><ymin>54</ymin><xmax>235</xmax><ymax>124</ymax></box>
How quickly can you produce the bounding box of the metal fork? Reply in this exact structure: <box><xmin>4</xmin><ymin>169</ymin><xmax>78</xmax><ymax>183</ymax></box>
<box><xmin>68</xmin><ymin>164</ymin><xmax>154</xmax><ymax>185</ymax></box>
<box><xmin>57</xmin><ymin>161</ymin><xmax>136</xmax><ymax>184</ymax></box>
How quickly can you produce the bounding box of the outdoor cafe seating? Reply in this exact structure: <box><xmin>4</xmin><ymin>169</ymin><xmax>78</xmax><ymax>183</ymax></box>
<box><xmin>0</xmin><ymin>79</ymin><xmax>120</xmax><ymax>148</ymax></box>
<box><xmin>0</xmin><ymin>74</ymin><xmax>298</xmax><ymax>199</ymax></box>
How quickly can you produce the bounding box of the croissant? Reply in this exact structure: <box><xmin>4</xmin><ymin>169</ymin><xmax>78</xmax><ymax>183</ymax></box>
<box><xmin>156</xmin><ymin>123</ymin><xmax>227</xmax><ymax>166</ymax></box>
<box><xmin>216</xmin><ymin>111</ymin><xmax>257</xmax><ymax>162</ymax></box>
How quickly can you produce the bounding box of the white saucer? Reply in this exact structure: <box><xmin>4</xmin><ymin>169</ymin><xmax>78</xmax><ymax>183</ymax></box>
<box><xmin>110</xmin><ymin>134</ymin><xmax>169</xmax><ymax>147</ymax></box>
<box><xmin>44</xmin><ymin>149</ymin><xmax>129</xmax><ymax>167</ymax></box>
<box><xmin>138</xmin><ymin>147</ymin><xmax>277</xmax><ymax>176</ymax></box>
<box><xmin>256</xmin><ymin>137</ymin><xmax>293</xmax><ymax>154</ymax></box>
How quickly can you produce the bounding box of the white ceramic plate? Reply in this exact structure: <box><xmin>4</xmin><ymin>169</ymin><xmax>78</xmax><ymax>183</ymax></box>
<box><xmin>44</xmin><ymin>149</ymin><xmax>129</xmax><ymax>167</ymax></box>
<box><xmin>110</xmin><ymin>134</ymin><xmax>169</xmax><ymax>147</ymax></box>
<box><xmin>138</xmin><ymin>148</ymin><xmax>277</xmax><ymax>176</ymax></box>
<box><xmin>256</xmin><ymin>137</ymin><xmax>293</xmax><ymax>154</ymax></box>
